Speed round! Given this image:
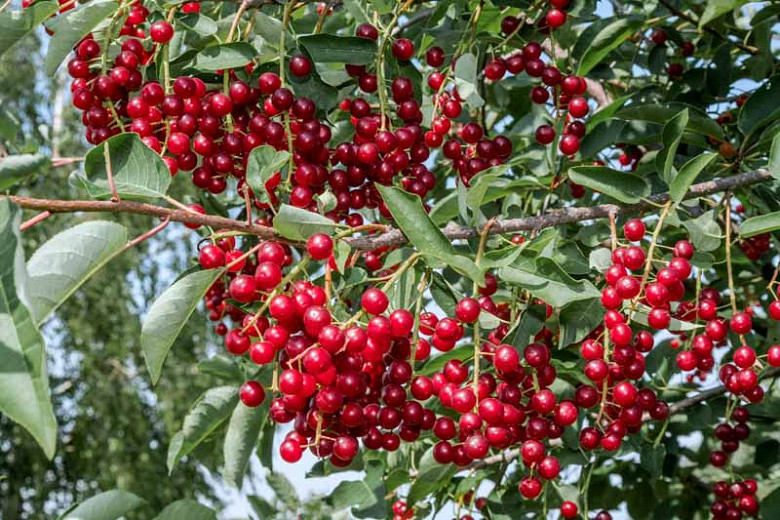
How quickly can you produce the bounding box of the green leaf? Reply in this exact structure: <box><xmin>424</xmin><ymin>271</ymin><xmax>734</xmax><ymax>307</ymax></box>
<box><xmin>376</xmin><ymin>185</ymin><xmax>483</xmax><ymax>284</ymax></box>
<box><xmin>615</xmin><ymin>104</ymin><xmax>724</xmax><ymax>139</ymax></box>
<box><xmin>179</xmin><ymin>13</ymin><xmax>218</xmax><ymax>36</ymax></box>
<box><xmin>568</xmin><ymin>166</ymin><xmax>650</xmax><ymax>203</ymax></box>
<box><xmin>0</xmin><ymin>199</ymin><xmax>57</xmax><ymax>459</ymax></box>
<box><xmin>640</xmin><ymin>444</ymin><xmax>666</xmax><ymax>478</ymax></box>
<box><xmin>192</xmin><ymin>43</ymin><xmax>256</xmax><ymax>71</ymax></box>
<box><xmin>576</xmin><ymin>18</ymin><xmax>643</xmax><ymax>76</ymax></box>
<box><xmin>73</xmin><ymin>133</ymin><xmax>171</xmax><ymax>201</ymax></box>
<box><xmin>45</xmin><ymin>0</ymin><xmax>119</xmax><ymax>76</ymax></box>
<box><xmin>248</xmin><ymin>496</ymin><xmax>278</xmax><ymax>518</ymax></box>
<box><xmin>770</xmin><ymin>132</ymin><xmax>780</xmax><ymax>180</ymax></box>
<box><xmin>331</xmin><ymin>459</ymin><xmax>387</xmax><ymax>518</ymax></box>
<box><xmin>453</xmin><ymin>52</ymin><xmax>484</xmax><ymax>108</ymax></box>
<box><xmin>245</xmin><ymin>145</ymin><xmax>290</xmax><ymax>205</ymax></box>
<box><xmin>407</xmin><ymin>448</ymin><xmax>458</xmax><ymax>504</ymax></box>
<box><xmin>59</xmin><ymin>490</ymin><xmax>145</xmax><ymax>520</ymax></box>
<box><xmin>700</xmin><ymin>0</ymin><xmax>748</xmax><ymax>28</ymax></box>
<box><xmin>499</xmin><ymin>257</ymin><xmax>601</xmax><ymax>308</ymax></box>
<box><xmin>298</xmin><ymin>34</ymin><xmax>376</xmax><ymax>64</ymax></box>
<box><xmin>739</xmin><ymin>75</ymin><xmax>780</xmax><ymax>136</ymax></box>
<box><xmin>141</xmin><ymin>270</ymin><xmax>221</xmax><ymax>385</ymax></box>
<box><xmin>153</xmin><ymin>500</ymin><xmax>216</xmax><ymax>520</ymax></box>
<box><xmin>273</xmin><ymin>204</ymin><xmax>338</xmax><ymax>241</ymax></box>
<box><xmin>167</xmin><ymin>386</ymin><xmax>239</xmax><ymax>473</ymax></box>
<box><xmin>656</xmin><ymin>109</ymin><xmax>689</xmax><ymax>185</ymax></box>
<box><xmin>740</xmin><ymin>211</ymin><xmax>780</xmax><ymax>237</ymax></box>
<box><xmin>682</xmin><ymin>210</ymin><xmax>723</xmax><ymax>251</ymax></box>
<box><xmin>0</xmin><ymin>2</ymin><xmax>57</xmax><ymax>58</ymax></box>
<box><xmin>266</xmin><ymin>472</ymin><xmax>299</xmax><ymax>510</ymax></box>
<box><xmin>0</xmin><ymin>154</ymin><xmax>50</xmax><ymax>191</ymax></box>
<box><xmin>669</xmin><ymin>153</ymin><xmax>717</xmax><ymax>202</ymax></box>
<box><xmin>223</xmin><ymin>402</ymin><xmax>265</xmax><ymax>488</ymax></box>
<box><xmin>26</xmin><ymin>221</ymin><xmax>128</xmax><ymax>325</ymax></box>
<box><xmin>558</xmin><ymin>298</ymin><xmax>602</xmax><ymax>348</ymax></box>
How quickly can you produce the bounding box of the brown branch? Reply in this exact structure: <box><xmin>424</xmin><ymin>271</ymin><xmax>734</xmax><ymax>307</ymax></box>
<box><xmin>1</xmin><ymin>169</ymin><xmax>771</xmax><ymax>251</ymax></box>
<box><xmin>344</xmin><ymin>169</ymin><xmax>772</xmax><ymax>250</ymax></box>
<box><xmin>468</xmin><ymin>366</ymin><xmax>780</xmax><ymax>470</ymax></box>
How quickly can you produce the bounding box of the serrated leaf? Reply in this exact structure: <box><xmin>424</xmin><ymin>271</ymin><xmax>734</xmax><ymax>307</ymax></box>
<box><xmin>142</xmin><ymin>270</ymin><xmax>221</xmax><ymax>384</ymax></box>
<box><xmin>223</xmin><ymin>401</ymin><xmax>266</xmax><ymax>488</ymax></box>
<box><xmin>740</xmin><ymin>211</ymin><xmax>780</xmax><ymax>237</ymax></box>
<box><xmin>26</xmin><ymin>221</ymin><xmax>128</xmax><ymax>325</ymax></box>
<box><xmin>0</xmin><ymin>200</ymin><xmax>57</xmax><ymax>459</ymax></box>
<box><xmin>682</xmin><ymin>210</ymin><xmax>723</xmax><ymax>251</ymax></box>
<box><xmin>669</xmin><ymin>153</ymin><xmax>717</xmax><ymax>202</ymax></box>
<box><xmin>273</xmin><ymin>204</ymin><xmax>338</xmax><ymax>241</ymax></box>
<box><xmin>576</xmin><ymin>18</ymin><xmax>643</xmax><ymax>76</ymax></box>
<box><xmin>59</xmin><ymin>490</ymin><xmax>145</xmax><ymax>520</ymax></box>
<box><xmin>45</xmin><ymin>0</ymin><xmax>119</xmax><ymax>76</ymax></box>
<box><xmin>656</xmin><ymin>109</ymin><xmax>689</xmax><ymax>185</ymax></box>
<box><xmin>153</xmin><ymin>500</ymin><xmax>216</xmax><ymax>520</ymax></box>
<box><xmin>167</xmin><ymin>386</ymin><xmax>239</xmax><ymax>473</ymax></box>
<box><xmin>0</xmin><ymin>154</ymin><xmax>50</xmax><ymax>191</ymax></box>
<box><xmin>73</xmin><ymin>133</ymin><xmax>171</xmax><ymax>201</ymax></box>
<box><xmin>298</xmin><ymin>34</ymin><xmax>376</xmax><ymax>64</ymax></box>
<box><xmin>376</xmin><ymin>185</ymin><xmax>483</xmax><ymax>284</ymax></box>
<box><xmin>499</xmin><ymin>257</ymin><xmax>601</xmax><ymax>307</ymax></box>
<box><xmin>568</xmin><ymin>166</ymin><xmax>650</xmax><ymax>203</ymax></box>
<box><xmin>192</xmin><ymin>42</ymin><xmax>256</xmax><ymax>71</ymax></box>
<box><xmin>0</xmin><ymin>2</ymin><xmax>57</xmax><ymax>58</ymax></box>
<box><xmin>245</xmin><ymin>145</ymin><xmax>290</xmax><ymax>205</ymax></box>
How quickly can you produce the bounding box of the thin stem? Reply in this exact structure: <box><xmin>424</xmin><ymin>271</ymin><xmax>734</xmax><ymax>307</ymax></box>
<box><xmin>103</xmin><ymin>145</ymin><xmax>120</xmax><ymax>202</ymax></box>
<box><xmin>376</xmin><ymin>0</ymin><xmax>414</xmax><ymax>130</ymax></box>
<box><xmin>627</xmin><ymin>201</ymin><xmax>672</xmax><ymax>322</ymax></box>
<box><xmin>227</xmin><ymin>0</ymin><xmax>250</xmax><ymax>43</ymax></box>
<box><xmin>725</xmin><ymin>192</ymin><xmax>737</xmax><ymax>315</ymax></box>
<box><xmin>20</xmin><ymin>211</ymin><xmax>52</xmax><ymax>231</ymax></box>
<box><xmin>123</xmin><ymin>218</ymin><xmax>170</xmax><ymax>251</ymax></box>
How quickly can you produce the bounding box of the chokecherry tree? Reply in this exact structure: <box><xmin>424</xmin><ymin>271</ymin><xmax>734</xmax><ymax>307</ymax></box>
<box><xmin>0</xmin><ymin>0</ymin><xmax>779</xmax><ymax>519</ymax></box>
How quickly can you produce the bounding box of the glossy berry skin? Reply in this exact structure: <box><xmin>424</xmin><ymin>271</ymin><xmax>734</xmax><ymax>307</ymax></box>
<box><xmin>623</xmin><ymin>219</ymin><xmax>645</xmax><ymax>241</ymax></box>
<box><xmin>455</xmin><ymin>297</ymin><xmax>481</xmax><ymax>323</ymax></box>
<box><xmin>392</xmin><ymin>38</ymin><xmax>414</xmax><ymax>61</ymax></box>
<box><xmin>289</xmin><ymin>55</ymin><xmax>312</xmax><ymax>77</ymax></box>
<box><xmin>239</xmin><ymin>381</ymin><xmax>265</xmax><ymax>407</ymax></box>
<box><xmin>519</xmin><ymin>476</ymin><xmax>542</xmax><ymax>499</ymax></box>
<box><xmin>730</xmin><ymin>312</ymin><xmax>752</xmax><ymax>334</ymax></box>
<box><xmin>199</xmin><ymin>244</ymin><xmax>225</xmax><ymax>269</ymax></box>
<box><xmin>545</xmin><ymin>9</ymin><xmax>566</xmax><ymax>28</ymax></box>
<box><xmin>150</xmin><ymin>21</ymin><xmax>174</xmax><ymax>44</ymax></box>
<box><xmin>559</xmin><ymin>135</ymin><xmax>579</xmax><ymax>155</ymax></box>
<box><xmin>306</xmin><ymin>233</ymin><xmax>333</xmax><ymax>260</ymax></box>
<box><xmin>361</xmin><ymin>288</ymin><xmax>389</xmax><ymax>315</ymax></box>
<box><xmin>561</xmin><ymin>501</ymin><xmax>578</xmax><ymax>519</ymax></box>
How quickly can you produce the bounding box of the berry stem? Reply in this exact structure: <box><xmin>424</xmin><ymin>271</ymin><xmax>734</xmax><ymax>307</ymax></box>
<box><xmin>103</xmin><ymin>144</ymin><xmax>121</xmax><ymax>203</ymax></box>
<box><xmin>627</xmin><ymin>200</ymin><xmax>672</xmax><ymax>323</ymax></box>
<box><xmin>376</xmin><ymin>0</ymin><xmax>414</xmax><ymax>131</ymax></box>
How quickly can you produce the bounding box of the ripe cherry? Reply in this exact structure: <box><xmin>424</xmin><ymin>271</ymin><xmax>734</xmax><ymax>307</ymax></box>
<box><xmin>623</xmin><ymin>219</ymin><xmax>645</xmax><ymax>241</ymax></box>
<box><xmin>289</xmin><ymin>55</ymin><xmax>312</xmax><ymax>77</ymax></box>
<box><xmin>306</xmin><ymin>233</ymin><xmax>333</xmax><ymax>260</ymax></box>
<box><xmin>545</xmin><ymin>9</ymin><xmax>566</xmax><ymax>28</ymax></box>
<box><xmin>239</xmin><ymin>381</ymin><xmax>266</xmax><ymax>407</ymax></box>
<box><xmin>392</xmin><ymin>38</ymin><xmax>414</xmax><ymax>61</ymax></box>
<box><xmin>361</xmin><ymin>288</ymin><xmax>389</xmax><ymax>315</ymax></box>
<box><xmin>150</xmin><ymin>21</ymin><xmax>174</xmax><ymax>43</ymax></box>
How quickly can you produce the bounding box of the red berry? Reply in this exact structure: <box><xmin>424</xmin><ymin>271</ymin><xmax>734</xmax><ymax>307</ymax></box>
<box><xmin>289</xmin><ymin>54</ymin><xmax>312</xmax><ymax>77</ymax></box>
<box><xmin>150</xmin><ymin>21</ymin><xmax>174</xmax><ymax>44</ymax></box>
<box><xmin>361</xmin><ymin>288</ymin><xmax>389</xmax><ymax>315</ymax></box>
<box><xmin>545</xmin><ymin>9</ymin><xmax>566</xmax><ymax>29</ymax></box>
<box><xmin>623</xmin><ymin>219</ymin><xmax>645</xmax><ymax>241</ymax></box>
<box><xmin>239</xmin><ymin>380</ymin><xmax>265</xmax><ymax>407</ymax></box>
<box><xmin>306</xmin><ymin>233</ymin><xmax>333</xmax><ymax>260</ymax></box>
<box><xmin>392</xmin><ymin>38</ymin><xmax>415</xmax><ymax>61</ymax></box>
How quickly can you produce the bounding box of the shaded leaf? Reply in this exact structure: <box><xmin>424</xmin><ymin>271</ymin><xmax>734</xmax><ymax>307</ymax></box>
<box><xmin>499</xmin><ymin>257</ymin><xmax>601</xmax><ymax>308</ymax></box>
<box><xmin>142</xmin><ymin>270</ymin><xmax>221</xmax><ymax>384</ymax></box>
<box><xmin>331</xmin><ymin>459</ymin><xmax>387</xmax><ymax>518</ymax></box>
<box><xmin>153</xmin><ymin>500</ymin><xmax>216</xmax><ymax>520</ymax></box>
<box><xmin>266</xmin><ymin>472</ymin><xmax>299</xmax><ymax>510</ymax></box>
<box><xmin>0</xmin><ymin>154</ymin><xmax>49</xmax><ymax>191</ymax></box>
<box><xmin>27</xmin><ymin>221</ymin><xmax>128</xmax><ymax>325</ymax></box>
<box><xmin>738</xmin><ymin>75</ymin><xmax>780</xmax><ymax>136</ymax></box>
<box><xmin>0</xmin><ymin>199</ymin><xmax>57</xmax><ymax>459</ymax></box>
<box><xmin>299</xmin><ymin>34</ymin><xmax>376</xmax><ymax>64</ymax></box>
<box><xmin>0</xmin><ymin>2</ymin><xmax>57</xmax><ymax>58</ymax></box>
<box><xmin>245</xmin><ymin>145</ymin><xmax>290</xmax><ymax>205</ymax></box>
<box><xmin>59</xmin><ymin>490</ymin><xmax>145</xmax><ymax>520</ymax></box>
<box><xmin>669</xmin><ymin>153</ymin><xmax>717</xmax><ymax>202</ymax></box>
<box><xmin>223</xmin><ymin>402</ymin><xmax>265</xmax><ymax>488</ymax></box>
<box><xmin>656</xmin><ymin>109</ymin><xmax>689</xmax><ymax>185</ymax></box>
<box><xmin>558</xmin><ymin>298</ymin><xmax>602</xmax><ymax>348</ymax></box>
<box><xmin>167</xmin><ymin>386</ymin><xmax>239</xmax><ymax>473</ymax></box>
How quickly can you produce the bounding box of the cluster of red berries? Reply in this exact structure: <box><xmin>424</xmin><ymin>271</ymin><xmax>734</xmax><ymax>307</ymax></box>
<box><xmin>391</xmin><ymin>499</ymin><xmax>414</xmax><ymax>520</ymax></box>
<box><xmin>739</xmin><ymin>233</ymin><xmax>770</xmax><ymax>261</ymax></box>
<box><xmin>710</xmin><ymin>478</ymin><xmax>760</xmax><ymax>519</ymax></box>
<box><xmin>649</xmin><ymin>28</ymin><xmax>695</xmax><ymax>79</ymax></box>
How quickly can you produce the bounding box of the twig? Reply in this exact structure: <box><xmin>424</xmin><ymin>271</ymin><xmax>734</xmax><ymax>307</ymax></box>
<box><xmin>123</xmin><ymin>218</ymin><xmax>171</xmax><ymax>251</ymax></box>
<box><xmin>2</xmin><ymin>169</ymin><xmax>771</xmax><ymax>250</ymax></box>
<box><xmin>20</xmin><ymin>211</ymin><xmax>52</xmax><ymax>231</ymax></box>
<box><xmin>103</xmin><ymin>144</ymin><xmax>120</xmax><ymax>203</ymax></box>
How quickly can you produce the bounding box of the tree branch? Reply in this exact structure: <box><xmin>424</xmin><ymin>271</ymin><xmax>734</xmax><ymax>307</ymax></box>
<box><xmin>468</xmin><ymin>366</ymin><xmax>780</xmax><ymax>470</ymax></box>
<box><xmin>1</xmin><ymin>169</ymin><xmax>771</xmax><ymax>250</ymax></box>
